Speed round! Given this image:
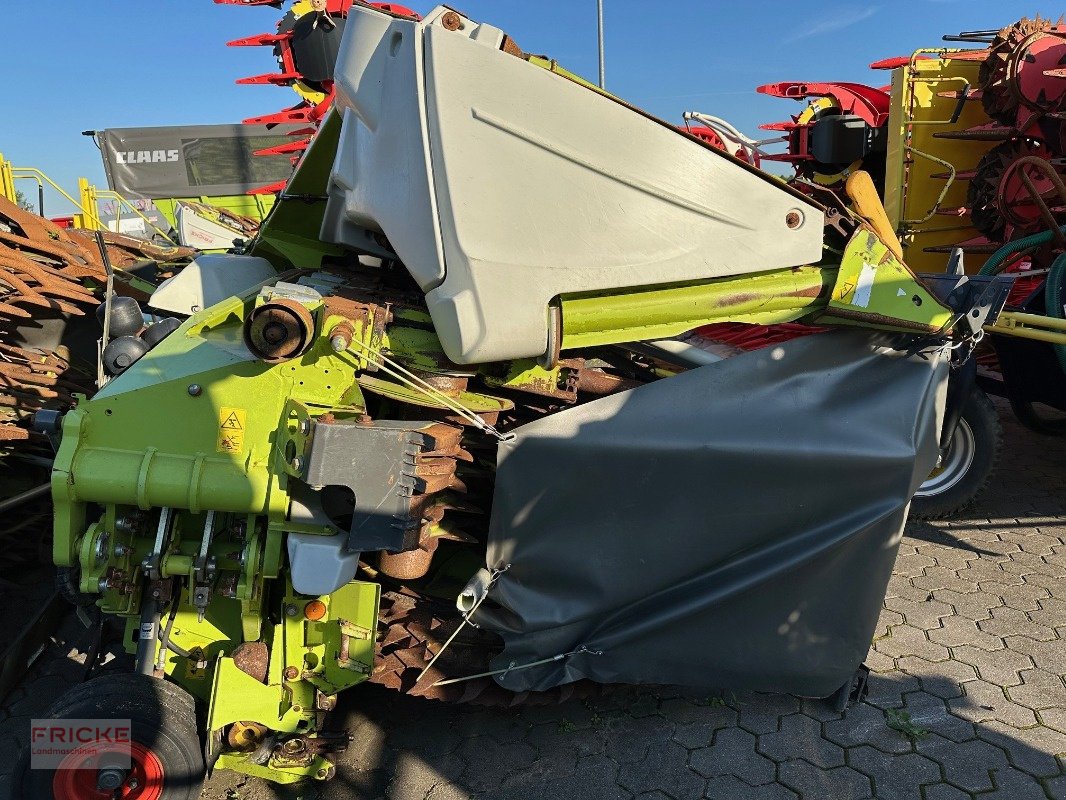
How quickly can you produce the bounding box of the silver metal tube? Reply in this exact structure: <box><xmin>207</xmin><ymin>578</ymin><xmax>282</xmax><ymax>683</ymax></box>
<box><xmin>597</xmin><ymin>0</ymin><xmax>605</xmax><ymax>89</ymax></box>
<box><xmin>135</xmin><ymin>596</ymin><xmax>160</xmax><ymax>676</ymax></box>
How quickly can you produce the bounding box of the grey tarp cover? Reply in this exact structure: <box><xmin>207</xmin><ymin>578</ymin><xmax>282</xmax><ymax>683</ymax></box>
<box><xmin>99</xmin><ymin>124</ymin><xmax>306</xmax><ymax>199</ymax></box>
<box><xmin>474</xmin><ymin>330</ymin><xmax>947</xmax><ymax>697</ymax></box>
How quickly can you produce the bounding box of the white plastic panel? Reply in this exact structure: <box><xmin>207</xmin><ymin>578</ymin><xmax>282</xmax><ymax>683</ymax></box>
<box><xmin>149</xmin><ymin>254</ymin><xmax>277</xmax><ymax>316</ymax></box>
<box><xmin>325</xmin><ymin>5</ymin><xmax>824</xmax><ymax>364</ymax></box>
<box><xmin>323</xmin><ymin>7</ymin><xmax>447</xmax><ymax>290</ymax></box>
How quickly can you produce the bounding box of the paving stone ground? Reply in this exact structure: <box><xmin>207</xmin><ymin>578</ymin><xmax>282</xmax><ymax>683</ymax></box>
<box><xmin>1</xmin><ymin>400</ymin><xmax>1064</xmax><ymax>800</ymax></box>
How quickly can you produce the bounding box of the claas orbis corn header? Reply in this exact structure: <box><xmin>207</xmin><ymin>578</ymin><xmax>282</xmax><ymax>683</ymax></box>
<box><xmin>24</xmin><ymin>4</ymin><xmax>1011</xmax><ymax>796</ymax></box>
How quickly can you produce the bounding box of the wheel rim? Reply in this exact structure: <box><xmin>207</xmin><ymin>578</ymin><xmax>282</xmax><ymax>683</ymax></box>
<box><xmin>916</xmin><ymin>418</ymin><xmax>976</xmax><ymax>498</ymax></box>
<box><xmin>53</xmin><ymin>740</ymin><xmax>164</xmax><ymax>800</ymax></box>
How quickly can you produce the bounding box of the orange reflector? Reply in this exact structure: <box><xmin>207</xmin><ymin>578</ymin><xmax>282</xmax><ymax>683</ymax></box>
<box><xmin>303</xmin><ymin>600</ymin><xmax>327</xmax><ymax>621</ymax></box>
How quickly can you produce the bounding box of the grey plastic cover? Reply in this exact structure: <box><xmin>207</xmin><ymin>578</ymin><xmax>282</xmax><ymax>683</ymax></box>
<box><xmin>475</xmin><ymin>331</ymin><xmax>947</xmax><ymax>697</ymax></box>
<box><xmin>98</xmin><ymin>124</ymin><xmax>306</xmax><ymax>199</ymax></box>
<box><xmin>325</xmin><ymin>5</ymin><xmax>824</xmax><ymax>364</ymax></box>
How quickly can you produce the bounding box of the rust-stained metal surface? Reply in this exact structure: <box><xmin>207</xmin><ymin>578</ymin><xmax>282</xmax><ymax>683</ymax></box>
<box><xmin>0</xmin><ymin>198</ymin><xmax>105</xmax><ymax>444</ymax></box>
<box><xmin>232</xmin><ymin>641</ymin><xmax>270</xmax><ymax>684</ymax></box>
<box><xmin>0</xmin><ymin>200</ymin><xmax>195</xmax><ymax>564</ymax></box>
<box><xmin>369</xmin><ymin>589</ymin><xmax>598</xmax><ymax>707</ymax></box>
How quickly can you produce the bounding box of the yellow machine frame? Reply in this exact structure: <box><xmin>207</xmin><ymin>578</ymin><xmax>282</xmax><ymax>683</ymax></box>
<box><xmin>884</xmin><ymin>50</ymin><xmax>995</xmax><ymax>273</ymax></box>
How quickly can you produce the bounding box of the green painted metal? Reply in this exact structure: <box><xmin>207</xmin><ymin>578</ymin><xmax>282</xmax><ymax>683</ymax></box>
<box><xmin>560</xmin><ymin>229</ymin><xmax>953</xmax><ymax>350</ymax></box>
<box><xmin>482</xmin><ymin>359</ymin><xmax>578</xmax><ymax>398</ymax></box>
<box><xmin>154</xmin><ymin>194</ymin><xmax>276</xmax><ymax>231</ymax></box>
<box><xmin>821</xmin><ymin>229</ymin><xmax>953</xmax><ymax>333</ymax></box>
<box><xmin>250</xmin><ymin>113</ymin><xmax>348</xmax><ymax>269</ymax></box>
<box><xmin>357</xmin><ymin>375</ymin><xmax>514</xmax><ymax>413</ymax></box>
<box><xmin>204</xmin><ymin>579</ymin><xmax>380</xmax><ymax>783</ymax></box>
<box><xmin>560</xmin><ymin>266</ymin><xmax>835</xmax><ymax>349</ymax></box>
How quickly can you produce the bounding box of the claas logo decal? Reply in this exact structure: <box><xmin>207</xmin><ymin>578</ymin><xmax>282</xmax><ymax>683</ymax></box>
<box><xmin>114</xmin><ymin>149</ymin><xmax>180</xmax><ymax>165</ymax></box>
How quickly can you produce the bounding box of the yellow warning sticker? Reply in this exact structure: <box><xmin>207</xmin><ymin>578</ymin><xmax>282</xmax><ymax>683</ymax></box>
<box><xmin>184</xmin><ymin>654</ymin><xmax>207</xmax><ymax>681</ymax></box>
<box><xmin>216</xmin><ymin>407</ymin><xmax>247</xmax><ymax>455</ymax></box>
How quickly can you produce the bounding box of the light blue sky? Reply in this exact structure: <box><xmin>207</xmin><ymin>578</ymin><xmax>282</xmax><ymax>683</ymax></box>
<box><xmin>1</xmin><ymin>1</ymin><xmax>1058</xmax><ymax>213</ymax></box>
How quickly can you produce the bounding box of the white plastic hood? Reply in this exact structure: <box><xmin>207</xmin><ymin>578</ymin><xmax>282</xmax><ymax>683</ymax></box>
<box><xmin>323</xmin><ymin>5</ymin><xmax>824</xmax><ymax>364</ymax></box>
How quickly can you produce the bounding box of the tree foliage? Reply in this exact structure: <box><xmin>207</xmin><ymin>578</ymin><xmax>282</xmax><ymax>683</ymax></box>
<box><xmin>14</xmin><ymin>189</ymin><xmax>35</xmax><ymax>213</ymax></box>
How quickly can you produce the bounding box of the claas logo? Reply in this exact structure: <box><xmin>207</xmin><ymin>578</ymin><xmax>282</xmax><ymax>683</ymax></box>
<box><xmin>114</xmin><ymin>150</ymin><xmax>180</xmax><ymax>165</ymax></box>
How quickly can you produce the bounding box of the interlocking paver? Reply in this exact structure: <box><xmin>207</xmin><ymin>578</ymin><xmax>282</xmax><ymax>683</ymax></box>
<box><xmin>948</xmin><ymin>677</ymin><xmax>1040</xmax><ymax>728</ymax></box>
<box><xmin>846</xmin><ymin>747</ymin><xmax>941</xmax><ymax>800</ymax></box>
<box><xmin>988</xmin><ymin>580</ymin><xmax>1051</xmax><ymax>612</ymax></box>
<box><xmin>756</xmin><ymin>713</ymin><xmax>845</xmax><ymax>768</ymax></box>
<box><xmin>689</xmin><ymin>728</ymin><xmax>775</xmax><ymax>785</ymax></box>
<box><xmin>1040</xmin><ymin>706</ymin><xmax>1066</xmax><ymax>734</ymax></box>
<box><xmin>425</xmin><ymin>781</ymin><xmax>474</xmax><ymax>800</ymax></box>
<box><xmin>1003</xmin><ymin>634</ymin><xmax>1066</xmax><ymax>673</ymax></box>
<box><xmin>886</xmin><ymin>573</ymin><xmax>941</xmax><ymax>601</ymax></box>
<box><xmin>526</xmin><ymin>719</ymin><xmax>602</xmax><ymax>765</ymax></box>
<box><xmin>671</xmin><ymin>705</ymin><xmax>739</xmax><ymax>750</ymax></box>
<box><xmin>1029</xmin><ymin>597</ymin><xmax>1066</xmax><ymax>628</ymax></box>
<box><xmin>777</xmin><ymin>759</ymin><xmax>872</xmax><ymax>799</ymax></box>
<box><xmin>928</xmin><ymin>615</ymin><xmax>1004</xmax><ymax>650</ymax></box>
<box><xmin>458</xmin><ymin>736</ymin><xmax>538</xmax><ymax>794</ymax></box>
<box><xmin>603</xmin><ymin>715</ymin><xmax>675</xmax><ymax>765</ymax></box>
<box><xmin>952</xmin><ymin>644</ymin><xmax>1034</xmax><ymax>686</ymax></box>
<box><xmin>978</xmin><ymin>765</ymin><xmax>1050</xmax><ymax>799</ymax></box>
<box><xmin>915</xmin><ymin>734</ymin><xmax>1009</xmax><ymax>792</ymax></box>
<box><xmin>864</xmin><ymin>672</ymin><xmax>922</xmax><ymax>709</ymax></box>
<box><xmin>824</xmin><ymin>703</ymin><xmax>914</xmax><ymax>754</ymax></box>
<box><xmin>892</xmin><ymin>552</ymin><xmax>937</xmax><ymax>578</ymax></box>
<box><xmin>900</xmin><ymin>690</ymin><xmax>977</xmax><ymax>743</ymax></box>
<box><xmin>930</xmin><ymin>587</ymin><xmax>1003</xmax><ymax>621</ymax></box>
<box><xmin>387</xmin><ymin>751</ymin><xmax>465</xmax><ymax>800</ymax></box>
<box><xmin>897</xmin><ymin>655</ymin><xmax>977</xmax><ymax>699</ymax></box>
<box><xmin>1009</xmin><ymin>668</ymin><xmax>1066</xmax><ymax>712</ymax></box>
<box><xmin>734</xmin><ymin>693</ymin><xmax>801</xmax><ymax>736</ymax></box>
<box><xmin>884</xmin><ymin>596</ymin><xmax>955</xmax><ymax>631</ymax></box>
<box><xmin>976</xmin><ymin>719</ymin><xmax>1066</xmax><ymax>779</ymax></box>
<box><xmin>921</xmin><ymin>783</ymin><xmax>971</xmax><ymax>800</ymax></box>
<box><xmin>617</xmin><ymin>740</ymin><xmax>705</xmax><ymax>798</ymax></box>
<box><xmin>703</xmin><ymin>775</ymin><xmax>798</xmax><ymax>800</ymax></box>
<box><xmin>874</xmin><ymin>608</ymin><xmax>906</xmax><ymax>639</ymax></box>
<box><xmin>873</xmin><ymin>623</ymin><xmax>951</xmax><ymax>662</ymax></box>
<box><xmin>525</xmin><ymin>754</ymin><xmax>630</xmax><ymax>800</ymax></box>
<box><xmin>1046</xmin><ymin>774</ymin><xmax>1066</xmax><ymax>800</ymax></box>
<box><xmin>912</xmin><ymin>566</ymin><xmax>981</xmax><ymax>595</ymax></box>
<box><xmin>979</xmin><ymin>605</ymin><xmax>1059</xmax><ymax>641</ymax></box>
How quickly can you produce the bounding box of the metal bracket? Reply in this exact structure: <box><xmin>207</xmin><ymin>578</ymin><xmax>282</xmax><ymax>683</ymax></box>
<box><xmin>303</xmin><ymin>419</ymin><xmax>441</xmax><ymax>554</ymax></box>
<box><xmin>142</xmin><ymin>507</ymin><xmax>174</xmax><ymax>582</ymax></box>
<box><xmin>193</xmin><ymin>511</ymin><xmax>218</xmax><ymax>622</ymax></box>
<box><xmin>917</xmin><ymin>272</ymin><xmax>1014</xmax><ymax>333</ymax></box>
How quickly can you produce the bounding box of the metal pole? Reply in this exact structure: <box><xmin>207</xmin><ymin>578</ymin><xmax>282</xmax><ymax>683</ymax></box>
<box><xmin>0</xmin><ymin>483</ymin><xmax>51</xmax><ymax>513</ymax></box>
<box><xmin>597</xmin><ymin>0</ymin><xmax>605</xmax><ymax>89</ymax></box>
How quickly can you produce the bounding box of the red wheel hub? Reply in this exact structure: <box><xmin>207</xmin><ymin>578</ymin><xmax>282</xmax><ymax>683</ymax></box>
<box><xmin>53</xmin><ymin>741</ymin><xmax>164</xmax><ymax>800</ymax></box>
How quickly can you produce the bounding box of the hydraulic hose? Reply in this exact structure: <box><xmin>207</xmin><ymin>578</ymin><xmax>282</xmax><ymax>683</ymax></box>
<box><xmin>978</xmin><ymin>225</ymin><xmax>1066</xmax><ymax>276</ymax></box>
<box><xmin>1044</xmin><ymin>253</ymin><xmax>1066</xmax><ymax>373</ymax></box>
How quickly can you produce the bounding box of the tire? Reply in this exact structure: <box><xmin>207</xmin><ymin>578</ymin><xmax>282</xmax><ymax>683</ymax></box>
<box><xmin>1009</xmin><ymin>396</ymin><xmax>1066</xmax><ymax>435</ymax></box>
<box><xmin>15</xmin><ymin>672</ymin><xmax>204</xmax><ymax>800</ymax></box>
<box><xmin>911</xmin><ymin>387</ymin><xmax>1000</xmax><ymax>520</ymax></box>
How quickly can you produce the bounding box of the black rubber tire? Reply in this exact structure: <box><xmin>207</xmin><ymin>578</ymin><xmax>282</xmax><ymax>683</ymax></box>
<box><xmin>1009</xmin><ymin>396</ymin><xmax>1066</xmax><ymax>435</ymax></box>
<box><xmin>910</xmin><ymin>388</ymin><xmax>1000</xmax><ymax>520</ymax></box>
<box><xmin>15</xmin><ymin>672</ymin><xmax>204</xmax><ymax>800</ymax></box>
